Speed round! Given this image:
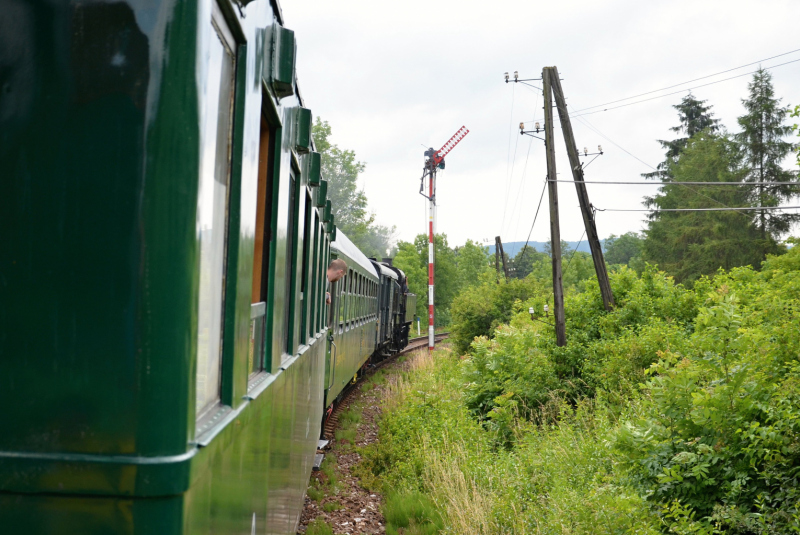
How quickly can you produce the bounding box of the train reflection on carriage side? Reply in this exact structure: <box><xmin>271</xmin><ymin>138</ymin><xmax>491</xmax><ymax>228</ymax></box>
<box><xmin>0</xmin><ymin>0</ymin><xmax>414</xmax><ymax>533</ymax></box>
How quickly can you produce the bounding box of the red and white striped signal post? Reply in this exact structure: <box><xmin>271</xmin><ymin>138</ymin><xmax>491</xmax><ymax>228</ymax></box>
<box><xmin>421</xmin><ymin>126</ymin><xmax>469</xmax><ymax>352</ymax></box>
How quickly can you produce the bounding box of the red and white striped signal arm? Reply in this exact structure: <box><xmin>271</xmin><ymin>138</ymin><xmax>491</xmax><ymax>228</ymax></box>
<box><xmin>431</xmin><ymin>126</ymin><xmax>469</xmax><ymax>166</ymax></box>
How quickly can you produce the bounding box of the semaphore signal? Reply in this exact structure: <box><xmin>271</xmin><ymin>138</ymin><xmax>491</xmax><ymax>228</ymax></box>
<box><xmin>419</xmin><ymin>126</ymin><xmax>470</xmax><ymax>352</ymax></box>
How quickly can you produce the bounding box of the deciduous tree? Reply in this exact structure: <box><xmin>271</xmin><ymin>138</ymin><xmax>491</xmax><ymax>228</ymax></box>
<box><xmin>312</xmin><ymin>118</ymin><xmax>395</xmax><ymax>257</ymax></box>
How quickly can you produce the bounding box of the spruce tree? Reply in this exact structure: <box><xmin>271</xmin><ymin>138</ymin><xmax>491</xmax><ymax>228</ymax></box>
<box><xmin>643</xmin><ymin>93</ymin><xmax>720</xmax><ymax>181</ymax></box>
<box><xmin>736</xmin><ymin>68</ymin><xmax>799</xmax><ymax>242</ymax></box>
<box><xmin>642</xmin><ymin>133</ymin><xmax>777</xmax><ymax>283</ymax></box>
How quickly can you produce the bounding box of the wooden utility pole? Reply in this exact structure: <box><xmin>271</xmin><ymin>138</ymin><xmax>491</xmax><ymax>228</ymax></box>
<box><xmin>548</xmin><ymin>66</ymin><xmax>615</xmax><ymax>311</ymax></box>
<box><xmin>496</xmin><ymin>236</ymin><xmax>510</xmax><ymax>280</ymax></box>
<box><xmin>494</xmin><ymin>237</ymin><xmax>502</xmax><ymax>283</ymax></box>
<box><xmin>542</xmin><ymin>68</ymin><xmax>566</xmax><ymax>346</ymax></box>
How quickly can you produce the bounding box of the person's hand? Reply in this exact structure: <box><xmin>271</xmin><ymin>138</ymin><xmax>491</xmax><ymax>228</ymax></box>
<box><xmin>326</xmin><ymin>291</ymin><xmax>331</xmax><ymax>305</ymax></box>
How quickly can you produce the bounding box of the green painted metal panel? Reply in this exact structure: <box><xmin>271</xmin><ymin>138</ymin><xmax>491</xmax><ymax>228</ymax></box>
<box><xmin>305</xmin><ymin>152</ymin><xmax>322</xmax><ymax>187</ymax></box>
<box><xmin>293</xmin><ymin>107</ymin><xmax>313</xmax><ymax>154</ymax></box>
<box><xmin>0</xmin><ymin>0</ymin><xmax>200</xmax><ymax>463</ymax></box>
<box><xmin>266</xmin><ymin>24</ymin><xmax>296</xmax><ymax>98</ymax></box>
<box><xmin>324</xmin><ymin>199</ymin><xmax>332</xmax><ymax>223</ymax></box>
<box><xmin>221</xmin><ymin>43</ymin><xmax>251</xmax><ymax>410</ymax></box>
<box><xmin>317</xmin><ymin>180</ymin><xmax>328</xmax><ymax>207</ymax></box>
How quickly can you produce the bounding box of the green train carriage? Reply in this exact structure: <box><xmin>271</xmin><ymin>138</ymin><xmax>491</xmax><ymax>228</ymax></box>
<box><xmin>326</xmin><ymin>233</ymin><xmax>380</xmax><ymax>407</ymax></box>
<box><xmin>1</xmin><ymin>0</ymin><xmax>335</xmax><ymax>532</ymax></box>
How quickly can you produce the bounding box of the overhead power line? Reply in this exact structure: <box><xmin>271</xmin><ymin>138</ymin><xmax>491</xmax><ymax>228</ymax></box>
<box><xmin>596</xmin><ymin>205</ymin><xmax>800</xmax><ymax>212</ymax></box>
<box><xmin>570</xmin><ymin>58</ymin><xmax>800</xmax><ymax>119</ymax></box>
<box><xmin>518</xmin><ymin>179</ymin><xmax>548</xmax><ymax>260</ymax></box>
<box><xmin>548</xmin><ymin>180</ymin><xmax>800</xmax><ymax>186</ymax></box>
<box><xmin>571</xmin><ymin>47</ymin><xmax>800</xmax><ymax>114</ymax></box>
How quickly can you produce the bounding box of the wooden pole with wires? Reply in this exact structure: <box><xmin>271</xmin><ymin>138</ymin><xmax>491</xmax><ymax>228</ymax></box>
<box><xmin>548</xmin><ymin>66</ymin><xmax>615</xmax><ymax>311</ymax></box>
<box><xmin>494</xmin><ymin>237</ymin><xmax>502</xmax><ymax>282</ymax></box>
<box><xmin>542</xmin><ymin>67</ymin><xmax>566</xmax><ymax>346</ymax></box>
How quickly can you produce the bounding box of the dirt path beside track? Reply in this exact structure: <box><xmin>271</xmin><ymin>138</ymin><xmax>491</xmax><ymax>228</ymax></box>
<box><xmin>298</xmin><ymin>350</ymin><xmax>424</xmax><ymax>535</ymax></box>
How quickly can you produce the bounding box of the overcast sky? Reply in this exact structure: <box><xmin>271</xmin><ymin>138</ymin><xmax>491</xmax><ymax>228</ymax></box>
<box><xmin>282</xmin><ymin>0</ymin><xmax>800</xmax><ymax>249</ymax></box>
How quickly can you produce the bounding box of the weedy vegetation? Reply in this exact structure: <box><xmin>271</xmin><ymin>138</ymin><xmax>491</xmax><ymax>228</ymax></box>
<box><xmin>358</xmin><ymin>245</ymin><xmax>800</xmax><ymax>534</ymax></box>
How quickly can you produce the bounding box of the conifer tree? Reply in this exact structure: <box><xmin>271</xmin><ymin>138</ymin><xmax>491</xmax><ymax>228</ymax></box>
<box><xmin>643</xmin><ymin>93</ymin><xmax>720</xmax><ymax>181</ymax></box>
<box><xmin>736</xmin><ymin>68</ymin><xmax>799</xmax><ymax>242</ymax></box>
<box><xmin>642</xmin><ymin>132</ymin><xmax>778</xmax><ymax>283</ymax></box>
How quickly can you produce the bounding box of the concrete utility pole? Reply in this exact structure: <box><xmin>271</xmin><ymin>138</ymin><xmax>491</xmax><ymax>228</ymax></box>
<box><xmin>542</xmin><ymin>68</ymin><xmax>567</xmax><ymax>347</ymax></box>
<box><xmin>548</xmin><ymin>66</ymin><xmax>615</xmax><ymax>311</ymax></box>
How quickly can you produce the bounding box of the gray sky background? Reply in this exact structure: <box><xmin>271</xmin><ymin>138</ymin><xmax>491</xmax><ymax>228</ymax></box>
<box><xmin>282</xmin><ymin>0</ymin><xmax>800</xmax><ymax>249</ymax></box>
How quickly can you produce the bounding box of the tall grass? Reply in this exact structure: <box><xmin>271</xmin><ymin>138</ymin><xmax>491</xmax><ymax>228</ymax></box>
<box><xmin>360</xmin><ymin>348</ymin><xmax>660</xmax><ymax>534</ymax></box>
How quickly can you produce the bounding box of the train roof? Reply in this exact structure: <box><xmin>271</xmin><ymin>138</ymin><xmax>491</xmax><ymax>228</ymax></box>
<box><xmin>372</xmin><ymin>262</ymin><xmax>398</xmax><ymax>280</ymax></box>
<box><xmin>331</xmin><ymin>231</ymin><xmax>379</xmax><ymax>278</ymax></box>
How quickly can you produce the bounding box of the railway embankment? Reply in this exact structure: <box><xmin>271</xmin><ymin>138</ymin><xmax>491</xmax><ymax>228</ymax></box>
<box><xmin>305</xmin><ymin>244</ymin><xmax>800</xmax><ymax>534</ymax></box>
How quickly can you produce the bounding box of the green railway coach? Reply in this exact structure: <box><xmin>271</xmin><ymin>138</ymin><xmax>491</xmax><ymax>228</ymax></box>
<box><xmin>326</xmin><ymin>234</ymin><xmax>380</xmax><ymax>407</ymax></box>
<box><xmin>0</xmin><ymin>0</ymin><xmax>337</xmax><ymax>532</ymax></box>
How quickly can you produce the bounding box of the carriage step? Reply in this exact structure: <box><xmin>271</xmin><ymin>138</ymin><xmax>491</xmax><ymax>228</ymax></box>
<box><xmin>312</xmin><ymin>453</ymin><xmax>324</xmax><ymax>471</ymax></box>
<box><xmin>318</xmin><ymin>439</ymin><xmax>330</xmax><ymax>449</ymax></box>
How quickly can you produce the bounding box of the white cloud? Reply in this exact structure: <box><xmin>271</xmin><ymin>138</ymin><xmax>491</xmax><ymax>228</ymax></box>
<box><xmin>283</xmin><ymin>0</ymin><xmax>800</xmax><ymax>246</ymax></box>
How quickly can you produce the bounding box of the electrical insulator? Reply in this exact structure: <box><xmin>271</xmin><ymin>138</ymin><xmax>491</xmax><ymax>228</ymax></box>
<box><xmin>514</xmin><ymin>71</ymin><xmax>519</xmax><ymax>81</ymax></box>
<box><xmin>535</xmin><ymin>121</ymin><xmax>540</xmax><ymax>131</ymax></box>
<box><xmin>598</xmin><ymin>145</ymin><xmax>603</xmax><ymax>153</ymax></box>
<box><xmin>504</xmin><ymin>72</ymin><xmax>509</xmax><ymax>82</ymax></box>
<box><xmin>583</xmin><ymin>147</ymin><xmax>588</xmax><ymax>156</ymax></box>
<box><xmin>519</xmin><ymin>122</ymin><xmax>525</xmax><ymax>132</ymax></box>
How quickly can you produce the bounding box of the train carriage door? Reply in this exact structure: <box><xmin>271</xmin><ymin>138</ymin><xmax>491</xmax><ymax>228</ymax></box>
<box><xmin>249</xmin><ymin>110</ymin><xmax>276</xmax><ymax>377</ymax></box>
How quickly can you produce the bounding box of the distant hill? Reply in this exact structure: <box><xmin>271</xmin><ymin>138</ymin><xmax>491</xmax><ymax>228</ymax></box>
<box><xmin>486</xmin><ymin>240</ymin><xmax>604</xmax><ymax>256</ymax></box>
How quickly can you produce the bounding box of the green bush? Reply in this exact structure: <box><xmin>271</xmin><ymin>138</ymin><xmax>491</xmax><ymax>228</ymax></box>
<box><xmin>449</xmin><ymin>275</ymin><xmax>548</xmax><ymax>354</ymax></box>
<box><xmin>364</xmin><ymin>245</ymin><xmax>800</xmax><ymax>534</ymax></box>
<box><xmin>615</xmin><ymin>249</ymin><xmax>800</xmax><ymax>533</ymax></box>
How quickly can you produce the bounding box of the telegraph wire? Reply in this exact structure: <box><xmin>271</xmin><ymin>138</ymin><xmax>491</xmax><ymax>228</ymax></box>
<box><xmin>510</xmin><ymin>88</ymin><xmax>541</xmax><ymax>242</ymax></box>
<box><xmin>565</xmin><ymin>229</ymin><xmax>587</xmax><ymax>273</ymax></box>
<box><xmin>571</xmin><ymin>48</ymin><xmax>800</xmax><ymax>114</ymax></box>
<box><xmin>517</xmin><ymin>179</ymin><xmax>549</xmax><ymax>261</ymax></box>
<box><xmin>501</xmin><ymin>84</ymin><xmax>520</xmax><ymax>235</ymax></box>
<box><xmin>570</xmin><ymin>58</ymin><xmax>800</xmax><ymax>119</ymax></box>
<box><xmin>596</xmin><ymin>205</ymin><xmax>800</xmax><ymax>212</ymax></box>
<box><xmin>548</xmin><ymin>180</ymin><xmax>800</xmax><ymax>186</ymax></box>
<box><xmin>566</xmin><ymin>100</ymin><xmax>752</xmax><ymax>219</ymax></box>
<box><xmin>572</xmin><ymin>115</ymin><xmax>657</xmax><ymax>170</ymax></box>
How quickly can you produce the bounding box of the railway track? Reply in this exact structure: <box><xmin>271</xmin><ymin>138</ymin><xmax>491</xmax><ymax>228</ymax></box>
<box><xmin>321</xmin><ymin>333</ymin><xmax>449</xmax><ymax>440</ymax></box>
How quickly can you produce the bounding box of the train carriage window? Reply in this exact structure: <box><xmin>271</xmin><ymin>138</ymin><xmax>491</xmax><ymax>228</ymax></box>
<box><xmin>309</xmin><ymin>212</ymin><xmax>319</xmax><ymax>336</ymax></box>
<box><xmin>300</xmin><ymin>192</ymin><xmax>312</xmax><ymax>343</ymax></box>
<box><xmin>283</xmin><ymin>169</ymin><xmax>300</xmax><ymax>356</ymax></box>
<box><xmin>346</xmin><ymin>269</ymin><xmax>353</xmax><ymax>328</ymax></box>
<box><xmin>337</xmin><ymin>271</ymin><xmax>345</xmax><ymax>332</ymax></box>
<box><xmin>196</xmin><ymin>5</ymin><xmax>237</xmax><ymax>418</ymax></box>
<box><xmin>348</xmin><ymin>269</ymin><xmax>355</xmax><ymax>327</ymax></box>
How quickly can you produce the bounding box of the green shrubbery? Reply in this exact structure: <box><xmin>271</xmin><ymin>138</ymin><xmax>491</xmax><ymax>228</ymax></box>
<box><xmin>362</xmin><ymin>246</ymin><xmax>800</xmax><ymax>533</ymax></box>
